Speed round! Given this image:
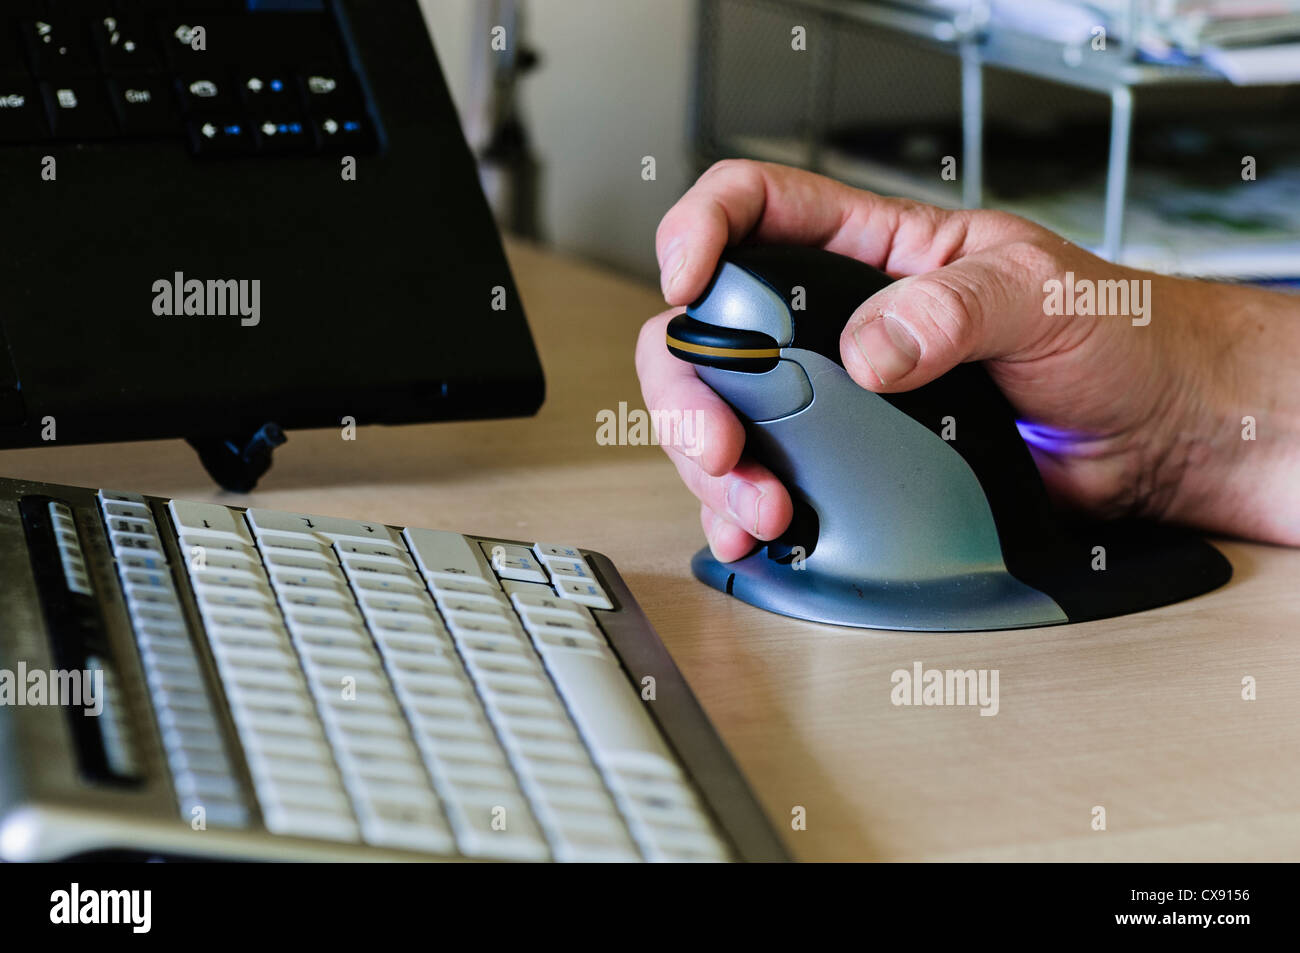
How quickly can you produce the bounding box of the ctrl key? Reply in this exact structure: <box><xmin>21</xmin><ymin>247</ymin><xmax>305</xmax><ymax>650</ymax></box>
<box><xmin>186</xmin><ymin>117</ymin><xmax>256</xmax><ymax>156</ymax></box>
<box><xmin>0</xmin><ymin>80</ymin><xmax>45</xmax><ymax>142</ymax></box>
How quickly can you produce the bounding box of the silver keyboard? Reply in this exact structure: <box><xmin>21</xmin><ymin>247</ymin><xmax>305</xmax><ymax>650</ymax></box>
<box><xmin>95</xmin><ymin>489</ymin><xmax>730</xmax><ymax>862</ymax></box>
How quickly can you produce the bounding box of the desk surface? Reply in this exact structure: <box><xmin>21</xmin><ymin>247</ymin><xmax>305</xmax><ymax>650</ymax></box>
<box><xmin>4</xmin><ymin>239</ymin><xmax>1298</xmax><ymax>861</ymax></box>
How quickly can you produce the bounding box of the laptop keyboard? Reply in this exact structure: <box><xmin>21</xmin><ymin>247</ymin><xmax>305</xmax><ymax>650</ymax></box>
<box><xmin>0</xmin><ymin>2</ymin><xmax>377</xmax><ymax>155</ymax></box>
<box><xmin>90</xmin><ymin>489</ymin><xmax>729</xmax><ymax>862</ymax></box>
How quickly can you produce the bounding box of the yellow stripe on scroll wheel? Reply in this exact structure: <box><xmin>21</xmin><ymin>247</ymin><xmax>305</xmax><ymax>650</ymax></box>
<box><xmin>665</xmin><ymin>335</ymin><xmax>781</xmax><ymax>360</ymax></box>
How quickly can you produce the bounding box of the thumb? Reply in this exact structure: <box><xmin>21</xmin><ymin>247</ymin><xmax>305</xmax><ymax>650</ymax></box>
<box><xmin>838</xmin><ymin>248</ymin><xmax>1053</xmax><ymax>393</ymax></box>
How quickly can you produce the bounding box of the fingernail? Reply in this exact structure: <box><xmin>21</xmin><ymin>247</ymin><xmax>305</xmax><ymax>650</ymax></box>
<box><xmin>853</xmin><ymin>315</ymin><xmax>921</xmax><ymax>384</ymax></box>
<box><xmin>660</xmin><ymin>241</ymin><xmax>687</xmax><ymax>300</ymax></box>
<box><xmin>725</xmin><ymin>478</ymin><xmax>766</xmax><ymax>537</ymax></box>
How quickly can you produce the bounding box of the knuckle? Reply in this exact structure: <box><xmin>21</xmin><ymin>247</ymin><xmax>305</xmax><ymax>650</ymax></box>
<box><xmin>1000</xmin><ymin>239</ymin><xmax>1061</xmax><ymax>280</ymax></box>
<box><xmin>905</xmin><ymin>275</ymin><xmax>977</xmax><ymax>351</ymax></box>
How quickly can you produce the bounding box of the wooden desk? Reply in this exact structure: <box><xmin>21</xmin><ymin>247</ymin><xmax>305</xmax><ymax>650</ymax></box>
<box><xmin>4</xmin><ymin>239</ymin><xmax>1298</xmax><ymax>861</ymax></box>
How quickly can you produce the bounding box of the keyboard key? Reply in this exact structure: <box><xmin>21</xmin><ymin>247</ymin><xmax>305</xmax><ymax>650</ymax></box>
<box><xmin>300</xmin><ymin>68</ymin><xmax>360</xmax><ymax>112</ymax></box>
<box><xmin>356</xmin><ymin>799</ymin><xmax>455</xmax><ymax>856</ymax></box>
<box><xmin>511</xmin><ymin>590</ymin><xmax>593</xmax><ymax>624</ymax></box>
<box><xmin>158</xmin><ymin>17</ymin><xmax>242</xmax><ymax>68</ymax></box>
<box><xmin>261</xmin><ymin>806</ymin><xmax>358</xmax><ymax>843</ymax></box>
<box><xmin>540</xmin><ymin>652</ymin><xmax>676</xmax><ymax>776</ymax></box>
<box><xmin>93</xmin><ymin>15</ymin><xmax>162</xmax><ymax>70</ymax></box>
<box><xmin>42</xmin><ymin>79</ymin><xmax>119</xmax><ymax>139</ymax></box>
<box><xmin>554</xmin><ymin>575</ymin><xmax>614</xmax><ymax>611</ymax></box>
<box><xmin>312</xmin><ymin>112</ymin><xmax>374</xmax><ymax>152</ymax></box>
<box><xmin>168</xmin><ymin>499</ymin><xmax>253</xmax><ymax>542</ymax></box>
<box><xmin>0</xmin><ymin>78</ymin><xmax>44</xmax><ymax>142</ymax></box>
<box><xmin>481</xmin><ymin>542</ymin><xmax>548</xmax><ymax>583</ymax></box>
<box><xmin>238</xmin><ymin>70</ymin><xmax>300</xmax><ymax>113</ymax></box>
<box><xmin>534</xmin><ymin>543</ymin><xmax>583</xmax><ymax>562</ymax></box>
<box><xmin>20</xmin><ymin>19</ymin><xmax>97</xmax><ymax>77</ymax></box>
<box><xmin>177</xmin><ymin>72</ymin><xmax>238</xmax><ymax>112</ymax></box>
<box><xmin>186</xmin><ymin>115</ymin><xmax>255</xmax><ymax>155</ymax></box>
<box><xmin>404</xmin><ymin>528</ymin><xmax>496</xmax><ymax>584</ymax></box>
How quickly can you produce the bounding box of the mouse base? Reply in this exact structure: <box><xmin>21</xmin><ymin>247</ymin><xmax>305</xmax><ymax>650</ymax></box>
<box><xmin>691</xmin><ymin>521</ymin><xmax>1233</xmax><ymax>632</ymax></box>
<box><xmin>691</xmin><ymin>548</ymin><xmax>1068</xmax><ymax>631</ymax></box>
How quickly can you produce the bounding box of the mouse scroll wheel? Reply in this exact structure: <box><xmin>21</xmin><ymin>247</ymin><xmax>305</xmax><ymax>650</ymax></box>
<box><xmin>665</xmin><ymin>314</ymin><xmax>781</xmax><ymax>373</ymax></box>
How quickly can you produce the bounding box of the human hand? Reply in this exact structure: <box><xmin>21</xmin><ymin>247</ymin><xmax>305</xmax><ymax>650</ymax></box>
<box><xmin>636</xmin><ymin>160</ymin><xmax>1300</xmax><ymax>560</ymax></box>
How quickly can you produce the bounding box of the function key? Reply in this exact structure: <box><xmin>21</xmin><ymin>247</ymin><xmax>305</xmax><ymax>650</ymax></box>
<box><xmin>186</xmin><ymin>115</ymin><xmax>255</xmax><ymax>156</ymax></box>
<box><xmin>42</xmin><ymin>77</ymin><xmax>119</xmax><ymax>139</ymax></box>
<box><xmin>109</xmin><ymin>74</ymin><xmax>176</xmax><ymax>137</ymax></box>
<box><xmin>0</xmin><ymin>79</ymin><xmax>46</xmax><ymax>142</ymax></box>
<box><xmin>20</xmin><ymin>18</ymin><xmax>98</xmax><ymax>77</ymax></box>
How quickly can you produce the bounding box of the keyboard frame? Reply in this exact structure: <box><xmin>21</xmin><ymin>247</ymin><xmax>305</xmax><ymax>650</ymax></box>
<box><xmin>0</xmin><ymin>476</ymin><xmax>790</xmax><ymax>862</ymax></box>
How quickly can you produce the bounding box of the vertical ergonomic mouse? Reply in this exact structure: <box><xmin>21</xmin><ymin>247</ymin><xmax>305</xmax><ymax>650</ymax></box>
<box><xmin>666</xmin><ymin>245</ymin><xmax>1232</xmax><ymax>631</ymax></box>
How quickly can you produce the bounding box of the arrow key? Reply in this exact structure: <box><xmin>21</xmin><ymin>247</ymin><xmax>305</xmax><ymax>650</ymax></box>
<box><xmin>186</xmin><ymin>115</ymin><xmax>256</xmax><ymax>156</ymax></box>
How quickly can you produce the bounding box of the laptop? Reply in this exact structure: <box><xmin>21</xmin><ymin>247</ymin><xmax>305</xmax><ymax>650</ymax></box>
<box><xmin>0</xmin><ymin>0</ymin><xmax>544</xmax><ymax>490</ymax></box>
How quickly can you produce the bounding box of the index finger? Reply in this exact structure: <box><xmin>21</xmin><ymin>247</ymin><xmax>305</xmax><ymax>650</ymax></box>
<box><xmin>654</xmin><ymin>159</ymin><xmax>977</xmax><ymax>306</ymax></box>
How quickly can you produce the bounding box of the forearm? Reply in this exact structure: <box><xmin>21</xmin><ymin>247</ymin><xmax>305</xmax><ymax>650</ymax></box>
<box><xmin>1164</xmin><ymin>276</ymin><xmax>1300</xmax><ymax>545</ymax></box>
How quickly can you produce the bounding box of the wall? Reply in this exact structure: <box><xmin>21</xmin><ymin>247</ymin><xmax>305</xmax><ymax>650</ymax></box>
<box><xmin>418</xmin><ymin>0</ymin><xmax>698</xmax><ymax>281</ymax></box>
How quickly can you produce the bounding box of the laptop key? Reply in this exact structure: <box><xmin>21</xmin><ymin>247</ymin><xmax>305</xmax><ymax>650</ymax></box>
<box><xmin>93</xmin><ymin>15</ymin><xmax>162</xmax><ymax>71</ymax></box>
<box><xmin>237</xmin><ymin>70</ymin><xmax>300</xmax><ymax>113</ymax></box>
<box><xmin>0</xmin><ymin>79</ymin><xmax>47</xmax><ymax>141</ymax></box>
<box><xmin>177</xmin><ymin>72</ymin><xmax>239</xmax><ymax>113</ymax></box>
<box><xmin>20</xmin><ymin>19</ymin><xmax>98</xmax><ymax>77</ymax></box>
<box><xmin>186</xmin><ymin>115</ymin><xmax>256</xmax><ymax>155</ymax></box>
<box><xmin>42</xmin><ymin>78</ymin><xmax>119</xmax><ymax>139</ymax></box>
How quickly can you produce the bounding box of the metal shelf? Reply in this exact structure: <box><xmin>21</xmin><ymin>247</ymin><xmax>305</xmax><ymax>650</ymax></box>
<box><xmin>694</xmin><ymin>0</ymin><xmax>1296</xmax><ymax>272</ymax></box>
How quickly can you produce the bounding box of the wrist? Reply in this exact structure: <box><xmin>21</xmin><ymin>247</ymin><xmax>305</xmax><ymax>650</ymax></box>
<box><xmin>1159</xmin><ymin>277</ymin><xmax>1300</xmax><ymax>545</ymax></box>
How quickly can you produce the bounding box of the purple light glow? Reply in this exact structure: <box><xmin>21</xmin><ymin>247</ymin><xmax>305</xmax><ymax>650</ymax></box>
<box><xmin>1015</xmin><ymin>420</ymin><xmax>1090</xmax><ymax>456</ymax></box>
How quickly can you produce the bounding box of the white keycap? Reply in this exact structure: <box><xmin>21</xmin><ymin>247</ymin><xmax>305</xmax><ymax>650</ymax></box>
<box><xmin>511</xmin><ymin>590</ymin><xmax>593</xmax><ymax>624</ymax></box>
<box><xmin>531</xmin><ymin>628</ymin><xmax>617</xmax><ymax>663</ymax></box>
<box><xmin>404</xmin><ymin>528</ymin><xmax>496</xmax><ymax>583</ymax></box>
<box><xmin>481</xmin><ymin>542</ymin><xmax>549</xmax><ymax>583</ymax></box>
<box><xmin>246</xmin><ymin>508</ymin><xmax>401</xmax><ymax>546</ymax></box>
<box><xmin>436</xmin><ymin>594</ymin><xmax>514</xmax><ymax>621</ymax></box>
<box><xmin>545</xmin><ymin>558</ymin><xmax>596</xmax><ymax>582</ymax></box>
<box><xmin>447</xmin><ymin>796</ymin><xmax>551</xmax><ymax>861</ymax></box>
<box><xmin>357</xmin><ymin>803</ymin><xmax>455</xmax><ymax>855</ymax></box>
<box><xmin>350</xmin><ymin>572</ymin><xmax>424</xmax><ymax>595</ymax></box>
<box><xmin>334</xmin><ymin>538</ymin><xmax>415</xmax><ymax>566</ymax></box>
<box><xmin>540</xmin><ymin>652</ymin><xmax>675</xmax><ymax>776</ymax></box>
<box><xmin>261</xmin><ymin>808</ymin><xmax>359</xmax><ymax>843</ymax></box>
<box><xmin>533</xmin><ymin>543</ymin><xmax>582</xmax><ymax>562</ymax></box>
<box><xmin>432</xmin><ymin>577</ymin><xmax>505</xmax><ymax>600</ymax></box>
<box><xmin>168</xmin><ymin>500</ymin><xmax>254</xmax><ymax>544</ymax></box>
<box><xmin>554</xmin><ymin>576</ymin><xmax>613</xmax><ymax>611</ymax></box>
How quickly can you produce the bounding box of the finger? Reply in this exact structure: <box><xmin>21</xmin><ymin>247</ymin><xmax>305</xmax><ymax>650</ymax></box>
<box><xmin>654</xmin><ymin>159</ymin><xmax>997</xmax><ymax>305</ymax></box>
<box><xmin>701</xmin><ymin>503</ymin><xmax>757</xmax><ymax>563</ymax></box>
<box><xmin>667</xmin><ymin>451</ymin><xmax>793</xmax><ymax>541</ymax></box>
<box><xmin>839</xmin><ymin>244</ymin><xmax>1074</xmax><ymax>393</ymax></box>
<box><xmin>636</xmin><ymin>310</ymin><xmax>746</xmax><ymax>476</ymax></box>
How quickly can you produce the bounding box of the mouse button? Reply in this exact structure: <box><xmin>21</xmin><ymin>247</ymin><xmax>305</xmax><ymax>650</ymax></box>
<box><xmin>687</xmin><ymin>262</ymin><xmax>794</xmax><ymax>345</ymax></box>
<box><xmin>697</xmin><ymin>359</ymin><xmax>812</xmax><ymax>423</ymax></box>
